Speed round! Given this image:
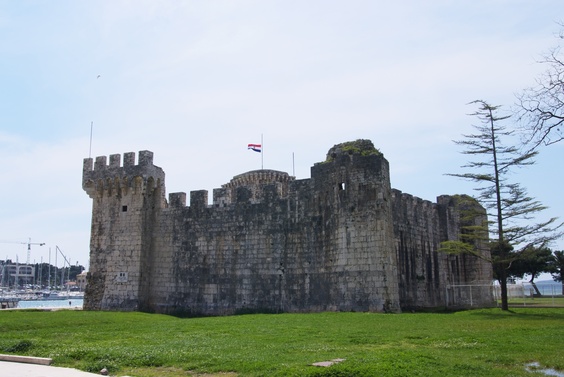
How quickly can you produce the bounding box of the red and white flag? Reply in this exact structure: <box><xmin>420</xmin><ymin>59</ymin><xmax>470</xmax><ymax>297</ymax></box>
<box><xmin>247</xmin><ymin>143</ymin><xmax>262</xmax><ymax>153</ymax></box>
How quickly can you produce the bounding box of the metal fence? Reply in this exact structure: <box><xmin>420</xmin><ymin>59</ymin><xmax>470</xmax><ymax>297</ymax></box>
<box><xmin>446</xmin><ymin>282</ymin><xmax>564</xmax><ymax>308</ymax></box>
<box><xmin>498</xmin><ymin>282</ymin><xmax>564</xmax><ymax>307</ymax></box>
<box><xmin>445</xmin><ymin>283</ymin><xmax>494</xmax><ymax>308</ymax></box>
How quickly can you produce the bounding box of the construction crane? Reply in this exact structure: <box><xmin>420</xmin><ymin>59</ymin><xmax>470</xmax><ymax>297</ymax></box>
<box><xmin>0</xmin><ymin>238</ymin><xmax>45</xmax><ymax>264</ymax></box>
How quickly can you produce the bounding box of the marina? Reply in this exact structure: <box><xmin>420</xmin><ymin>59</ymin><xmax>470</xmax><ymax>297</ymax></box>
<box><xmin>0</xmin><ymin>289</ymin><xmax>84</xmax><ymax>310</ymax></box>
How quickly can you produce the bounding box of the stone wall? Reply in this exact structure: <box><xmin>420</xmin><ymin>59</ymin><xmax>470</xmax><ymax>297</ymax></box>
<box><xmin>82</xmin><ymin>140</ymin><xmax>493</xmax><ymax>314</ymax></box>
<box><xmin>392</xmin><ymin>191</ymin><xmax>491</xmax><ymax>309</ymax></box>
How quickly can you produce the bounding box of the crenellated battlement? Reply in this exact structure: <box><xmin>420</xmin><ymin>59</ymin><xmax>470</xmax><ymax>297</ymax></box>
<box><xmin>82</xmin><ymin>150</ymin><xmax>165</xmax><ymax>199</ymax></box>
<box><xmin>83</xmin><ymin>150</ymin><xmax>155</xmax><ymax>172</ymax></box>
<box><xmin>392</xmin><ymin>189</ymin><xmax>436</xmax><ymax>212</ymax></box>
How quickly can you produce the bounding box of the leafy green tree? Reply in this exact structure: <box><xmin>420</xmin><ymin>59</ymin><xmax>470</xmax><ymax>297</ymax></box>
<box><xmin>443</xmin><ymin>100</ymin><xmax>562</xmax><ymax>310</ymax></box>
<box><xmin>517</xmin><ymin>25</ymin><xmax>564</xmax><ymax>149</ymax></box>
<box><xmin>69</xmin><ymin>265</ymin><xmax>85</xmax><ymax>281</ymax></box>
<box><xmin>550</xmin><ymin>250</ymin><xmax>564</xmax><ymax>295</ymax></box>
<box><xmin>508</xmin><ymin>246</ymin><xmax>555</xmax><ymax>296</ymax></box>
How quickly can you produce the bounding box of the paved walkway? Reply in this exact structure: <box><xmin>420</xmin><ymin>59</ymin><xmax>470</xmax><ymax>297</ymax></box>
<box><xmin>0</xmin><ymin>360</ymin><xmax>102</xmax><ymax>376</ymax></box>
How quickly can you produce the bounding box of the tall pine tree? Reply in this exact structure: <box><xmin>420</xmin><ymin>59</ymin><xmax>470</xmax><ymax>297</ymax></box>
<box><xmin>442</xmin><ymin>100</ymin><xmax>562</xmax><ymax>310</ymax></box>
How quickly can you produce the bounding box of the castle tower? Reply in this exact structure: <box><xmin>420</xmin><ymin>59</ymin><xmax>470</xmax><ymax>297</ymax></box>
<box><xmin>308</xmin><ymin>140</ymin><xmax>401</xmax><ymax>312</ymax></box>
<box><xmin>82</xmin><ymin>151</ymin><xmax>165</xmax><ymax>311</ymax></box>
<box><xmin>219</xmin><ymin>169</ymin><xmax>295</xmax><ymax>205</ymax></box>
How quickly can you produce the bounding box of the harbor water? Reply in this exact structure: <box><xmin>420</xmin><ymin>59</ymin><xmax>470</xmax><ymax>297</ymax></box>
<box><xmin>17</xmin><ymin>299</ymin><xmax>83</xmax><ymax>309</ymax></box>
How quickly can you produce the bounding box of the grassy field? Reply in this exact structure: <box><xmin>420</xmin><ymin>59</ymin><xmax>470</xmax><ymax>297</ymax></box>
<box><xmin>0</xmin><ymin>308</ymin><xmax>563</xmax><ymax>377</ymax></box>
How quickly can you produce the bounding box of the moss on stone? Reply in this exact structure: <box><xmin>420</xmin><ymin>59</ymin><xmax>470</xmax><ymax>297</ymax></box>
<box><xmin>325</xmin><ymin>139</ymin><xmax>382</xmax><ymax>162</ymax></box>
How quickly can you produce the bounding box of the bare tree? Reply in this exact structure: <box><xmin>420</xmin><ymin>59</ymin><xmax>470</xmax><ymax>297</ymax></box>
<box><xmin>517</xmin><ymin>24</ymin><xmax>564</xmax><ymax>149</ymax></box>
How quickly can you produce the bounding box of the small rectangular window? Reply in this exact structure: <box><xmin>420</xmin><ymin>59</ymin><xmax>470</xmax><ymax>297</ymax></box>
<box><xmin>122</xmin><ymin>205</ymin><xmax>128</xmax><ymax>212</ymax></box>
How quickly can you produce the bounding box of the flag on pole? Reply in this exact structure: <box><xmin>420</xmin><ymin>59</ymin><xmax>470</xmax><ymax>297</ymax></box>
<box><xmin>248</xmin><ymin>143</ymin><xmax>262</xmax><ymax>153</ymax></box>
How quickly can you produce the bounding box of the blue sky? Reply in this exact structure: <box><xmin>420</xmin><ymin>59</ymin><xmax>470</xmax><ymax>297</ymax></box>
<box><xmin>0</xmin><ymin>1</ymin><xmax>562</xmax><ymax>277</ymax></box>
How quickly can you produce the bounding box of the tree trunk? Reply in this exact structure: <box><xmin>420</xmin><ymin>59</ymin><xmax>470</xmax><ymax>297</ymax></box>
<box><xmin>530</xmin><ymin>280</ymin><xmax>542</xmax><ymax>297</ymax></box>
<box><xmin>499</xmin><ymin>269</ymin><xmax>509</xmax><ymax>310</ymax></box>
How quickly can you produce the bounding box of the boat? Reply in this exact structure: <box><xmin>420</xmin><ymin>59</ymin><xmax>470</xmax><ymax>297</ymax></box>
<box><xmin>42</xmin><ymin>291</ymin><xmax>84</xmax><ymax>300</ymax></box>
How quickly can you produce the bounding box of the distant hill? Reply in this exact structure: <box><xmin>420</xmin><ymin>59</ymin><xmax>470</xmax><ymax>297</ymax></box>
<box><xmin>534</xmin><ymin>280</ymin><xmax>561</xmax><ymax>285</ymax></box>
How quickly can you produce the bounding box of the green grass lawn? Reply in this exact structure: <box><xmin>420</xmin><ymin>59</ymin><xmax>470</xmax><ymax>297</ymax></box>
<box><xmin>0</xmin><ymin>308</ymin><xmax>563</xmax><ymax>376</ymax></box>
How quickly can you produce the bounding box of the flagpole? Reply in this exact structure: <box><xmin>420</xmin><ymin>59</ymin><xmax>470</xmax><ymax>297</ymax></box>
<box><xmin>261</xmin><ymin>134</ymin><xmax>264</xmax><ymax>170</ymax></box>
<box><xmin>292</xmin><ymin>152</ymin><xmax>295</xmax><ymax>176</ymax></box>
<box><xmin>89</xmin><ymin>121</ymin><xmax>93</xmax><ymax>158</ymax></box>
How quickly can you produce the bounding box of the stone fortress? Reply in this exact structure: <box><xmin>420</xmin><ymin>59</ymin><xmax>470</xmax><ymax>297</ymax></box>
<box><xmin>82</xmin><ymin>140</ymin><xmax>493</xmax><ymax>315</ymax></box>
